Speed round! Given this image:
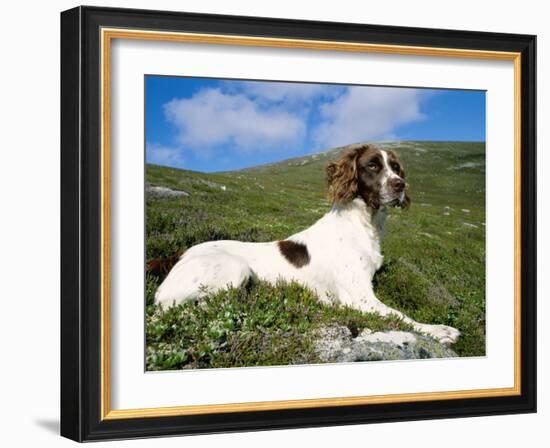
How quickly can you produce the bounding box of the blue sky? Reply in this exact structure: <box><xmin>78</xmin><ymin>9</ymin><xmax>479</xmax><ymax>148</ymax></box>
<box><xmin>145</xmin><ymin>76</ymin><xmax>485</xmax><ymax>173</ymax></box>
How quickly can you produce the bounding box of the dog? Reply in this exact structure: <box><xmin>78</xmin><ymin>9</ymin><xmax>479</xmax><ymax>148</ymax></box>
<box><xmin>154</xmin><ymin>143</ymin><xmax>460</xmax><ymax>345</ymax></box>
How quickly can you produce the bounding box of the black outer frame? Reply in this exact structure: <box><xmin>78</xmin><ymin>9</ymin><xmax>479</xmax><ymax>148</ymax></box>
<box><xmin>60</xmin><ymin>5</ymin><xmax>537</xmax><ymax>442</ymax></box>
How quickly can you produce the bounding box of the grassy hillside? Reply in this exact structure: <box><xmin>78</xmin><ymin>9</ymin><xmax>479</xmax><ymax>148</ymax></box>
<box><xmin>145</xmin><ymin>141</ymin><xmax>486</xmax><ymax>370</ymax></box>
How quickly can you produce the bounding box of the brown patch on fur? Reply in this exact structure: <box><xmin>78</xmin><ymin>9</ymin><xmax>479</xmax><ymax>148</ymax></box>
<box><xmin>146</xmin><ymin>250</ymin><xmax>184</xmax><ymax>279</ymax></box>
<box><xmin>277</xmin><ymin>240</ymin><xmax>310</xmax><ymax>268</ymax></box>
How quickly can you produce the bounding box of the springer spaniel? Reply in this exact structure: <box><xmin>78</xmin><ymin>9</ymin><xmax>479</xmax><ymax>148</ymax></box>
<box><xmin>155</xmin><ymin>144</ymin><xmax>460</xmax><ymax>345</ymax></box>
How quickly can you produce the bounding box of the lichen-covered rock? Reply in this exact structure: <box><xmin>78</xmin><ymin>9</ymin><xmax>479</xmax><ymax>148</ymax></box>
<box><xmin>314</xmin><ymin>325</ymin><xmax>456</xmax><ymax>363</ymax></box>
<box><xmin>146</xmin><ymin>183</ymin><xmax>190</xmax><ymax>198</ymax></box>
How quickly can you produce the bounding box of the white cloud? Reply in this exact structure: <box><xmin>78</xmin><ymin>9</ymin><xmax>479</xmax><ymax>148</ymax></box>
<box><xmin>313</xmin><ymin>86</ymin><xmax>425</xmax><ymax>149</ymax></box>
<box><xmin>163</xmin><ymin>88</ymin><xmax>305</xmax><ymax>152</ymax></box>
<box><xmin>235</xmin><ymin>81</ymin><xmax>342</xmax><ymax>104</ymax></box>
<box><xmin>146</xmin><ymin>142</ymin><xmax>185</xmax><ymax>168</ymax></box>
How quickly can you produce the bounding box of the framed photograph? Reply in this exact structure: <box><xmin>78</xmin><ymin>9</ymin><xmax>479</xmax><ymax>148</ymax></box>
<box><xmin>60</xmin><ymin>6</ymin><xmax>536</xmax><ymax>442</ymax></box>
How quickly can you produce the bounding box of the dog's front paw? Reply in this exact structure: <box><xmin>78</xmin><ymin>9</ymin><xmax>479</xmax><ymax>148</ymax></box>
<box><xmin>419</xmin><ymin>324</ymin><xmax>461</xmax><ymax>346</ymax></box>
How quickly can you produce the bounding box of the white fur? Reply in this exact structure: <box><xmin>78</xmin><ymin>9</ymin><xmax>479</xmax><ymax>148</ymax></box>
<box><xmin>155</xmin><ymin>186</ymin><xmax>460</xmax><ymax>345</ymax></box>
<box><xmin>379</xmin><ymin>149</ymin><xmax>401</xmax><ymax>203</ymax></box>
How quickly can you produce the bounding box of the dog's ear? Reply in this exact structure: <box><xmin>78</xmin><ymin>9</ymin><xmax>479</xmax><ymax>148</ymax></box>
<box><xmin>326</xmin><ymin>147</ymin><xmax>364</xmax><ymax>205</ymax></box>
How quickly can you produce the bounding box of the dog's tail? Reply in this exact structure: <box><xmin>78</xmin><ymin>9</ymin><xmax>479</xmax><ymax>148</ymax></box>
<box><xmin>146</xmin><ymin>249</ymin><xmax>184</xmax><ymax>280</ymax></box>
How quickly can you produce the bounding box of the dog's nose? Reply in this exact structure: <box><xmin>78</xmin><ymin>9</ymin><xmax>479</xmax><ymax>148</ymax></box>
<box><xmin>391</xmin><ymin>178</ymin><xmax>405</xmax><ymax>192</ymax></box>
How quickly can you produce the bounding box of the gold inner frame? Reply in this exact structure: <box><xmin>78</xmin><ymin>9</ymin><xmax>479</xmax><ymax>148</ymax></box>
<box><xmin>100</xmin><ymin>28</ymin><xmax>522</xmax><ymax>420</ymax></box>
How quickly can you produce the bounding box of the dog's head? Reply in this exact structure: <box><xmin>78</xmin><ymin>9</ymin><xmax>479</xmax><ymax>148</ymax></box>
<box><xmin>326</xmin><ymin>144</ymin><xmax>411</xmax><ymax>209</ymax></box>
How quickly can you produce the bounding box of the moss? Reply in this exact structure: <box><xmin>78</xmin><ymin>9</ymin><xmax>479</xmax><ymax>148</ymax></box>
<box><xmin>146</xmin><ymin>280</ymin><xmax>411</xmax><ymax>370</ymax></box>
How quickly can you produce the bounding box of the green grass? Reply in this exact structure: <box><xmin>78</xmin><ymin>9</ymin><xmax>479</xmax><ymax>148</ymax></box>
<box><xmin>146</xmin><ymin>277</ymin><xmax>412</xmax><ymax>370</ymax></box>
<box><xmin>145</xmin><ymin>141</ymin><xmax>486</xmax><ymax>370</ymax></box>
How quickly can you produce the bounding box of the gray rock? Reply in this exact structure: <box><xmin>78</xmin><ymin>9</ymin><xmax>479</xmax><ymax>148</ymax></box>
<box><xmin>146</xmin><ymin>184</ymin><xmax>190</xmax><ymax>198</ymax></box>
<box><xmin>314</xmin><ymin>325</ymin><xmax>457</xmax><ymax>363</ymax></box>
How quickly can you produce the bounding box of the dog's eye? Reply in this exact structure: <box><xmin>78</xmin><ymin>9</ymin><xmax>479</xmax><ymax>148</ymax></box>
<box><xmin>367</xmin><ymin>162</ymin><xmax>379</xmax><ymax>171</ymax></box>
<box><xmin>391</xmin><ymin>163</ymin><xmax>400</xmax><ymax>173</ymax></box>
